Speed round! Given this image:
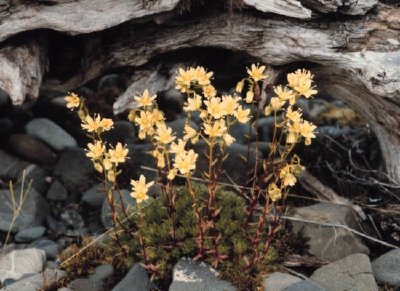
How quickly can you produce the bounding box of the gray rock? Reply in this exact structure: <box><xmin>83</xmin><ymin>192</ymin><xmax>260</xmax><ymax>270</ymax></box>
<box><xmin>229</xmin><ymin>122</ymin><xmax>256</xmax><ymax>144</ymax></box>
<box><xmin>192</xmin><ymin>141</ymin><xmax>262</xmax><ymax>185</ymax></box>
<box><xmin>372</xmin><ymin>249</ymin><xmax>400</xmax><ymax>285</ymax></box>
<box><xmin>53</xmin><ymin>147</ymin><xmax>95</xmax><ymax>193</ymax></box>
<box><xmin>89</xmin><ymin>264</ymin><xmax>114</xmax><ymax>283</ymax></box>
<box><xmin>101</xmin><ymin>189</ymin><xmax>134</xmax><ymax>228</ymax></box>
<box><xmin>0</xmin><ymin>150</ymin><xmax>30</xmax><ymax>181</ymax></box>
<box><xmin>167</xmin><ymin>118</ymin><xmax>198</xmax><ymax>140</ymax></box>
<box><xmin>18</xmin><ymin>164</ymin><xmax>49</xmax><ymax>194</ymax></box>
<box><xmin>9</xmin><ymin>134</ymin><xmax>57</xmax><ymax>166</ymax></box>
<box><xmin>44</xmin><ymin>261</ymin><xmax>59</xmax><ymax>270</ymax></box>
<box><xmin>47</xmin><ymin>180</ymin><xmax>68</xmax><ymax>201</ymax></box>
<box><xmin>0</xmin><ymin>187</ymin><xmax>48</xmax><ymax>233</ymax></box>
<box><xmin>0</xmin><ymin>248</ymin><xmax>46</xmax><ymax>283</ymax></box>
<box><xmin>30</xmin><ymin>239</ymin><xmax>60</xmax><ymax>260</ymax></box>
<box><xmin>15</xmin><ymin>226</ymin><xmax>46</xmax><ymax>243</ymax></box>
<box><xmin>67</xmin><ymin>278</ymin><xmax>104</xmax><ymax>291</ymax></box>
<box><xmin>25</xmin><ymin>118</ymin><xmax>77</xmax><ymax>151</ymax></box>
<box><xmin>102</xmin><ymin>121</ymin><xmax>136</xmax><ymax>145</ymax></box>
<box><xmin>126</xmin><ymin>144</ymin><xmax>157</xmax><ymax>182</ymax></box>
<box><xmin>82</xmin><ymin>183</ymin><xmax>105</xmax><ymax>208</ymax></box>
<box><xmin>263</xmin><ymin>272</ymin><xmax>302</xmax><ymax>291</ymax></box>
<box><xmin>0</xmin><ymin>269</ymin><xmax>66</xmax><ymax>291</ymax></box>
<box><xmin>112</xmin><ymin>263</ymin><xmax>150</xmax><ymax>291</ymax></box>
<box><xmin>311</xmin><ymin>253</ymin><xmax>378</xmax><ymax>291</ymax></box>
<box><xmin>283</xmin><ymin>280</ymin><xmax>325</xmax><ymax>291</ymax></box>
<box><xmin>289</xmin><ymin>203</ymin><xmax>369</xmax><ymax>260</ymax></box>
<box><xmin>58</xmin><ymin>288</ymin><xmax>73</xmax><ymax>291</ymax></box>
<box><xmin>169</xmin><ymin>258</ymin><xmax>235</xmax><ymax>291</ymax></box>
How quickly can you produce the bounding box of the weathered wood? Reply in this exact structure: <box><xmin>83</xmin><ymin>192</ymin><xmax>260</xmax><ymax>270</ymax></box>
<box><xmin>0</xmin><ymin>37</ymin><xmax>48</xmax><ymax>105</ymax></box>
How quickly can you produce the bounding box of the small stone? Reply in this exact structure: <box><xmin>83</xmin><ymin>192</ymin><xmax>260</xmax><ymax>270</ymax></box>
<box><xmin>0</xmin><ymin>150</ymin><xmax>30</xmax><ymax>181</ymax></box>
<box><xmin>46</xmin><ymin>179</ymin><xmax>68</xmax><ymax>201</ymax></box>
<box><xmin>283</xmin><ymin>280</ymin><xmax>325</xmax><ymax>291</ymax></box>
<box><xmin>0</xmin><ymin>248</ymin><xmax>46</xmax><ymax>283</ymax></box>
<box><xmin>263</xmin><ymin>272</ymin><xmax>302</xmax><ymax>291</ymax></box>
<box><xmin>112</xmin><ymin>263</ymin><xmax>150</xmax><ymax>291</ymax></box>
<box><xmin>1</xmin><ymin>269</ymin><xmax>66</xmax><ymax>291</ymax></box>
<box><xmin>53</xmin><ymin>147</ymin><xmax>95</xmax><ymax>193</ymax></box>
<box><xmin>18</xmin><ymin>164</ymin><xmax>49</xmax><ymax>194</ymax></box>
<box><xmin>89</xmin><ymin>264</ymin><xmax>114</xmax><ymax>282</ymax></box>
<box><xmin>9</xmin><ymin>134</ymin><xmax>57</xmax><ymax>166</ymax></box>
<box><xmin>169</xmin><ymin>258</ymin><xmax>235</xmax><ymax>291</ymax></box>
<box><xmin>15</xmin><ymin>226</ymin><xmax>46</xmax><ymax>243</ymax></box>
<box><xmin>67</xmin><ymin>278</ymin><xmax>104</xmax><ymax>291</ymax></box>
<box><xmin>30</xmin><ymin>239</ymin><xmax>60</xmax><ymax>260</ymax></box>
<box><xmin>82</xmin><ymin>183</ymin><xmax>105</xmax><ymax>208</ymax></box>
<box><xmin>44</xmin><ymin>261</ymin><xmax>59</xmax><ymax>270</ymax></box>
<box><xmin>0</xmin><ymin>187</ymin><xmax>48</xmax><ymax>233</ymax></box>
<box><xmin>311</xmin><ymin>253</ymin><xmax>378</xmax><ymax>291</ymax></box>
<box><xmin>25</xmin><ymin>118</ymin><xmax>77</xmax><ymax>151</ymax></box>
<box><xmin>229</xmin><ymin>122</ymin><xmax>256</xmax><ymax>144</ymax></box>
<box><xmin>289</xmin><ymin>203</ymin><xmax>369</xmax><ymax>260</ymax></box>
<box><xmin>372</xmin><ymin>249</ymin><xmax>400</xmax><ymax>285</ymax></box>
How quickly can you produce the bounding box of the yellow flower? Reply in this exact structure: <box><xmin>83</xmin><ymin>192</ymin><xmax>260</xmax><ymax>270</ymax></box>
<box><xmin>101</xmin><ymin>118</ymin><xmax>114</xmax><ymax>131</ymax></box>
<box><xmin>175</xmin><ymin>67</ymin><xmax>196</xmax><ymax>93</ymax></box>
<box><xmin>204</xmin><ymin>97</ymin><xmax>225</xmax><ymax>119</ymax></box>
<box><xmin>274</xmin><ymin>86</ymin><xmax>295</xmax><ymax>105</ymax></box>
<box><xmin>174</xmin><ymin>149</ymin><xmax>198</xmax><ymax>175</ymax></box>
<box><xmin>86</xmin><ymin>141</ymin><xmax>105</xmax><ymax>160</ymax></box>
<box><xmin>236</xmin><ymin>80</ymin><xmax>244</xmax><ymax>93</ymax></box>
<box><xmin>135</xmin><ymin>111</ymin><xmax>155</xmax><ymax>139</ymax></box>
<box><xmin>108</xmin><ymin>142</ymin><xmax>129</xmax><ymax>164</ymax></box>
<box><xmin>153</xmin><ymin>149</ymin><xmax>165</xmax><ymax>168</ymax></box>
<box><xmin>184</xmin><ymin>94</ymin><xmax>202</xmax><ymax>112</ymax></box>
<box><xmin>150</xmin><ymin>108</ymin><xmax>165</xmax><ymax>125</ymax></box>
<box><xmin>286</xmin><ymin>121</ymin><xmax>301</xmax><ymax>144</ymax></box>
<box><xmin>127</xmin><ymin>110</ymin><xmax>137</xmax><ymax>122</ymax></box>
<box><xmin>107</xmin><ymin>170</ymin><xmax>116</xmax><ymax>182</ymax></box>
<box><xmin>155</xmin><ymin>124</ymin><xmax>175</xmax><ymax>144</ymax></box>
<box><xmin>170</xmin><ymin>139</ymin><xmax>186</xmax><ymax>154</ymax></box>
<box><xmin>94</xmin><ymin>163</ymin><xmax>103</xmax><ymax>173</ymax></box>
<box><xmin>65</xmin><ymin>92</ymin><xmax>80</xmax><ymax>110</ymax></box>
<box><xmin>203</xmin><ymin>85</ymin><xmax>217</xmax><ymax>98</ymax></box>
<box><xmin>235</xmin><ymin>106</ymin><xmax>251</xmax><ymax>123</ymax></box>
<box><xmin>287</xmin><ymin>69</ymin><xmax>317</xmax><ymax>98</ymax></box>
<box><xmin>300</xmin><ymin>120</ymin><xmax>317</xmax><ymax>145</ymax></box>
<box><xmin>247</xmin><ymin>64</ymin><xmax>267</xmax><ymax>82</ymax></box>
<box><xmin>103</xmin><ymin>158</ymin><xmax>112</xmax><ymax>171</ymax></box>
<box><xmin>280</xmin><ymin>164</ymin><xmax>297</xmax><ymax>187</ymax></box>
<box><xmin>130</xmin><ymin>175</ymin><xmax>154</xmax><ymax>203</ymax></box>
<box><xmin>195</xmin><ymin>66</ymin><xmax>213</xmax><ymax>86</ymax></box>
<box><xmin>222</xmin><ymin>95</ymin><xmax>240</xmax><ymax>115</ymax></box>
<box><xmin>268</xmin><ymin>183</ymin><xmax>282</xmax><ymax>202</ymax></box>
<box><xmin>270</xmin><ymin>97</ymin><xmax>285</xmax><ymax>111</ymax></box>
<box><xmin>81</xmin><ymin>115</ymin><xmax>102</xmax><ymax>132</ymax></box>
<box><xmin>286</xmin><ymin>107</ymin><xmax>302</xmax><ymax>123</ymax></box>
<box><xmin>167</xmin><ymin>169</ymin><xmax>177</xmax><ymax>180</ymax></box>
<box><xmin>245</xmin><ymin>90</ymin><xmax>254</xmax><ymax>103</ymax></box>
<box><xmin>134</xmin><ymin>89</ymin><xmax>156</xmax><ymax>108</ymax></box>
<box><xmin>183</xmin><ymin>125</ymin><xmax>198</xmax><ymax>142</ymax></box>
<box><xmin>204</xmin><ymin>120</ymin><xmax>227</xmax><ymax>138</ymax></box>
<box><xmin>223</xmin><ymin>133</ymin><xmax>235</xmax><ymax>146</ymax></box>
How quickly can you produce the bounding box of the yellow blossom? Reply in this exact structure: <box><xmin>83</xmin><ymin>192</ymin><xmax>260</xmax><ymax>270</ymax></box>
<box><xmin>130</xmin><ymin>175</ymin><xmax>154</xmax><ymax>203</ymax></box>
<box><xmin>107</xmin><ymin>170</ymin><xmax>116</xmax><ymax>182</ymax></box>
<box><xmin>94</xmin><ymin>163</ymin><xmax>103</xmax><ymax>173</ymax></box>
<box><xmin>203</xmin><ymin>85</ymin><xmax>217</xmax><ymax>98</ymax></box>
<box><xmin>270</xmin><ymin>97</ymin><xmax>285</xmax><ymax>111</ymax></box>
<box><xmin>81</xmin><ymin>115</ymin><xmax>102</xmax><ymax>132</ymax></box>
<box><xmin>174</xmin><ymin>149</ymin><xmax>198</xmax><ymax>175</ymax></box>
<box><xmin>287</xmin><ymin>69</ymin><xmax>317</xmax><ymax>98</ymax></box>
<box><xmin>170</xmin><ymin>139</ymin><xmax>186</xmax><ymax>154</ymax></box>
<box><xmin>134</xmin><ymin>89</ymin><xmax>156</xmax><ymax>108</ymax></box>
<box><xmin>150</xmin><ymin>108</ymin><xmax>165</xmax><ymax>125</ymax></box>
<box><xmin>108</xmin><ymin>142</ymin><xmax>129</xmax><ymax>164</ymax></box>
<box><xmin>86</xmin><ymin>141</ymin><xmax>105</xmax><ymax>160</ymax></box>
<box><xmin>195</xmin><ymin>66</ymin><xmax>213</xmax><ymax>86</ymax></box>
<box><xmin>247</xmin><ymin>64</ymin><xmax>267</xmax><ymax>82</ymax></box>
<box><xmin>175</xmin><ymin>67</ymin><xmax>196</xmax><ymax>93</ymax></box>
<box><xmin>204</xmin><ymin>120</ymin><xmax>227</xmax><ymax>138</ymax></box>
<box><xmin>153</xmin><ymin>149</ymin><xmax>165</xmax><ymax>168</ymax></box>
<box><xmin>235</xmin><ymin>106</ymin><xmax>251</xmax><ymax>123</ymax></box>
<box><xmin>223</xmin><ymin>133</ymin><xmax>235</xmax><ymax>146</ymax></box>
<box><xmin>183</xmin><ymin>124</ymin><xmax>198</xmax><ymax>143</ymax></box>
<box><xmin>155</xmin><ymin>124</ymin><xmax>175</xmax><ymax>144</ymax></box>
<box><xmin>286</xmin><ymin>121</ymin><xmax>301</xmax><ymax>144</ymax></box>
<box><xmin>184</xmin><ymin>94</ymin><xmax>202</xmax><ymax>112</ymax></box>
<box><xmin>103</xmin><ymin>158</ymin><xmax>112</xmax><ymax>171</ymax></box>
<box><xmin>245</xmin><ymin>90</ymin><xmax>254</xmax><ymax>103</ymax></box>
<box><xmin>221</xmin><ymin>95</ymin><xmax>240</xmax><ymax>115</ymax></box>
<box><xmin>101</xmin><ymin>118</ymin><xmax>114</xmax><ymax>131</ymax></box>
<box><xmin>204</xmin><ymin>97</ymin><xmax>225</xmax><ymax>119</ymax></box>
<box><xmin>286</xmin><ymin>107</ymin><xmax>302</xmax><ymax>123</ymax></box>
<box><xmin>300</xmin><ymin>120</ymin><xmax>317</xmax><ymax>145</ymax></box>
<box><xmin>167</xmin><ymin>169</ymin><xmax>177</xmax><ymax>180</ymax></box>
<box><xmin>274</xmin><ymin>86</ymin><xmax>295</xmax><ymax>105</ymax></box>
<box><xmin>65</xmin><ymin>93</ymin><xmax>80</xmax><ymax>110</ymax></box>
<box><xmin>280</xmin><ymin>164</ymin><xmax>297</xmax><ymax>187</ymax></box>
<box><xmin>135</xmin><ymin>111</ymin><xmax>155</xmax><ymax>139</ymax></box>
<box><xmin>268</xmin><ymin>183</ymin><xmax>282</xmax><ymax>202</ymax></box>
<box><xmin>236</xmin><ymin>80</ymin><xmax>244</xmax><ymax>93</ymax></box>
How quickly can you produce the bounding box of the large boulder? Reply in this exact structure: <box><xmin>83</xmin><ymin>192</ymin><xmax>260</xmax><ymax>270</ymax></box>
<box><xmin>263</xmin><ymin>272</ymin><xmax>302</xmax><ymax>291</ymax></box>
<box><xmin>372</xmin><ymin>249</ymin><xmax>400</xmax><ymax>286</ymax></box>
<box><xmin>289</xmin><ymin>203</ymin><xmax>369</xmax><ymax>260</ymax></box>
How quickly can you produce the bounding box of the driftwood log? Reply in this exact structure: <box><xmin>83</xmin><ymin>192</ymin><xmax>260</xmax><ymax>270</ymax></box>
<box><xmin>0</xmin><ymin>0</ymin><xmax>400</xmax><ymax>182</ymax></box>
